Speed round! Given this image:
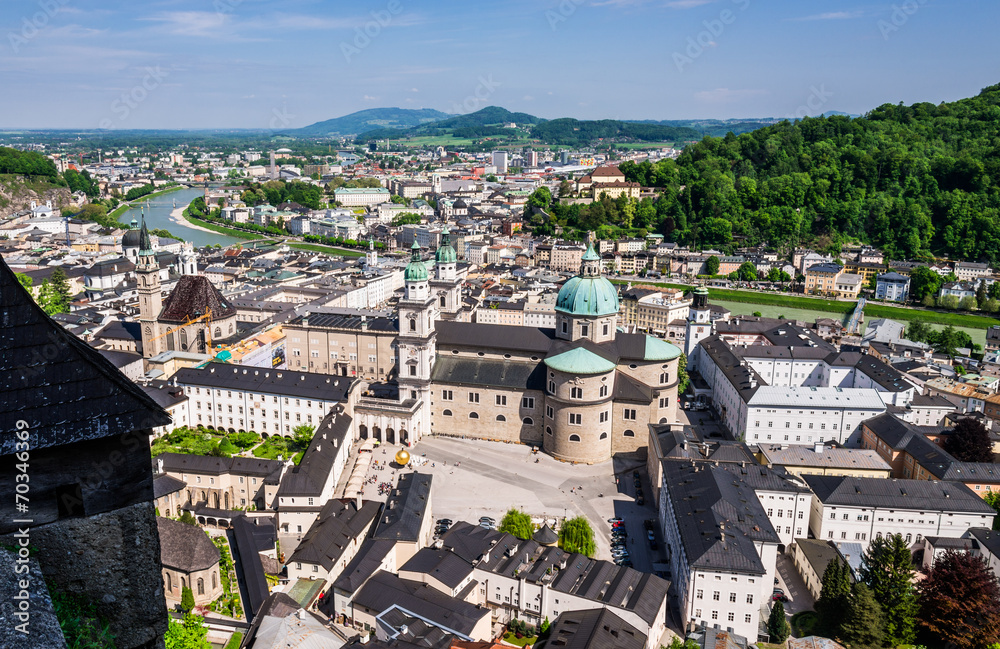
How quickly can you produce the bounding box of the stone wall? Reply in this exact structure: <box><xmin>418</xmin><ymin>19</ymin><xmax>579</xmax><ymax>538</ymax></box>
<box><xmin>1</xmin><ymin>502</ymin><xmax>168</xmax><ymax>649</ymax></box>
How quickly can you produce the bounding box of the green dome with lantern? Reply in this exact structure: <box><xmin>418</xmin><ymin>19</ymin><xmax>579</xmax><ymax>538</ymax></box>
<box><xmin>435</xmin><ymin>227</ymin><xmax>457</xmax><ymax>264</ymax></box>
<box><xmin>404</xmin><ymin>240</ymin><xmax>429</xmax><ymax>282</ymax></box>
<box><xmin>555</xmin><ymin>243</ymin><xmax>619</xmax><ymax>317</ymax></box>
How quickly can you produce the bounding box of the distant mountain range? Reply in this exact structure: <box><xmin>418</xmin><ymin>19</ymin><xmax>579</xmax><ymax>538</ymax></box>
<box><xmin>292</xmin><ymin>105</ymin><xmax>863</xmax><ymax>144</ymax></box>
<box><xmin>291</xmin><ymin>108</ymin><xmax>453</xmax><ymax>137</ymax></box>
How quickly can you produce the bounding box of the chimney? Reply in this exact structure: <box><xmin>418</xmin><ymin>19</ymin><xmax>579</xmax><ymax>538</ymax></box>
<box><xmin>814</xmin><ymin>441</ymin><xmax>825</xmax><ymax>453</ymax></box>
<box><xmin>296</xmin><ymin>608</ymin><xmax>306</xmax><ymax>620</ymax></box>
<box><xmin>156</xmin><ymin>458</ymin><xmax>164</xmax><ymax>474</ymax></box>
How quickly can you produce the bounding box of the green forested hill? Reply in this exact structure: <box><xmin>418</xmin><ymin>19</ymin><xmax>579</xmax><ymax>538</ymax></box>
<box><xmin>539</xmin><ymin>84</ymin><xmax>1000</xmax><ymax>263</ymax></box>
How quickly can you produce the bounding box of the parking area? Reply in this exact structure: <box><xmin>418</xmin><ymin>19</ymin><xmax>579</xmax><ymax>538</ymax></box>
<box><xmin>774</xmin><ymin>551</ymin><xmax>815</xmax><ymax>615</ymax></box>
<box><xmin>392</xmin><ymin>436</ymin><xmax>661</xmax><ymax>565</ymax></box>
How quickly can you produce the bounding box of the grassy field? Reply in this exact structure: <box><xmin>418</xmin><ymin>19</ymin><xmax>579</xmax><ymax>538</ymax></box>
<box><xmin>182</xmin><ymin>210</ymin><xmax>264</xmax><ymax>240</ymax></box>
<box><xmin>287</xmin><ymin>242</ymin><xmax>365</xmax><ymax>257</ymax></box>
<box><xmin>610</xmin><ymin>279</ymin><xmax>1000</xmax><ymax>330</ymax></box>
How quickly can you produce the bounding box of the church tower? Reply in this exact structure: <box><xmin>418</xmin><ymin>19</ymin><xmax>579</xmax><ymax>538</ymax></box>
<box><xmin>431</xmin><ymin>227</ymin><xmax>461</xmax><ymax>318</ymax></box>
<box><xmin>684</xmin><ymin>285</ymin><xmax>712</xmax><ymax>370</ymax></box>
<box><xmin>365</xmin><ymin>237</ymin><xmax>379</xmax><ymax>270</ymax></box>
<box><xmin>397</xmin><ymin>241</ymin><xmax>436</xmax><ymax>444</ymax></box>
<box><xmin>553</xmin><ymin>243</ymin><xmax>619</xmax><ymax>344</ymax></box>
<box><xmin>137</xmin><ymin>217</ymin><xmax>162</xmax><ymax>358</ymax></box>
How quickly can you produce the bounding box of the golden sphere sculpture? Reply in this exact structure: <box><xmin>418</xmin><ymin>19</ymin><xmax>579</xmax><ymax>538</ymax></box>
<box><xmin>394</xmin><ymin>448</ymin><xmax>411</xmax><ymax>466</ymax></box>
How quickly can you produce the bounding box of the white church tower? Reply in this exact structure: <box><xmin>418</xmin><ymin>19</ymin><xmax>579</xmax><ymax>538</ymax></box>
<box><xmin>684</xmin><ymin>285</ymin><xmax>712</xmax><ymax>371</ymax></box>
<box><xmin>396</xmin><ymin>241</ymin><xmax>436</xmax><ymax>445</ymax></box>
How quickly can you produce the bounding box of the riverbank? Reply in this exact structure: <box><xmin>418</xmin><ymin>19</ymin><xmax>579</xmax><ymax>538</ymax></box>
<box><xmin>108</xmin><ymin>184</ymin><xmax>185</xmax><ymax>223</ymax></box>
<box><xmin>610</xmin><ymin>279</ymin><xmax>1000</xmax><ymax>331</ymax></box>
<box><xmin>168</xmin><ymin>205</ymin><xmax>229</xmax><ymax>237</ymax></box>
<box><xmin>181</xmin><ymin>208</ymin><xmax>264</xmax><ymax>241</ymax></box>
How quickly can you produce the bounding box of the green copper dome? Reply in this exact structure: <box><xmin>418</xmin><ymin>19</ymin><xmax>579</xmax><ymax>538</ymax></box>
<box><xmin>555</xmin><ymin>243</ymin><xmax>619</xmax><ymax>316</ymax></box>
<box><xmin>435</xmin><ymin>227</ymin><xmax>457</xmax><ymax>264</ymax></box>
<box><xmin>404</xmin><ymin>240</ymin><xmax>429</xmax><ymax>282</ymax></box>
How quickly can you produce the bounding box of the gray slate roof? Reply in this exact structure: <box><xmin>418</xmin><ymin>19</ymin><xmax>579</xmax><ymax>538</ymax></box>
<box><xmin>277</xmin><ymin>406</ymin><xmax>352</xmax><ymax>497</ymax></box>
<box><xmin>399</xmin><ymin>547</ymin><xmax>473</xmax><ymax>589</ymax></box>
<box><xmin>662</xmin><ymin>462</ymin><xmax>780</xmax><ymax>575</ymax></box>
<box><xmin>288</xmin><ymin>499</ymin><xmax>380</xmax><ymax>571</ymax></box>
<box><xmin>802</xmin><ymin>475</ymin><xmax>995</xmax><ymax>514</ymax></box>
<box><xmin>536</xmin><ymin>608</ymin><xmax>646</xmax><ymax>649</ymax></box>
<box><xmin>329</xmin><ymin>538</ymin><xmax>396</xmax><ymax>596</ymax></box>
<box><xmin>0</xmin><ymin>255</ymin><xmax>170</xmax><ymax>454</ymax></box>
<box><xmin>157</xmin><ymin>516</ymin><xmax>220</xmax><ymax>572</ymax></box>
<box><xmin>173</xmin><ymin>362</ymin><xmax>352</xmax><ymax>401</ymax></box>
<box><xmin>373</xmin><ymin>472</ymin><xmax>432</xmax><ymax>542</ymax></box>
<box><xmin>431</xmin><ymin>355</ymin><xmax>545</xmax><ymax>391</ymax></box>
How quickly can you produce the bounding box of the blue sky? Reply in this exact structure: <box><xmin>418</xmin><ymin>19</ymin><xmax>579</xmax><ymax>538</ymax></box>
<box><xmin>1</xmin><ymin>0</ymin><xmax>997</xmax><ymax>129</ymax></box>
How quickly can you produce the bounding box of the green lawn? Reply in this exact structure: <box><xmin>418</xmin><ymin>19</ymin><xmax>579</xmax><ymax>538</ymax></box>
<box><xmin>182</xmin><ymin>210</ymin><xmax>263</xmax><ymax>240</ymax></box>
<box><xmin>502</xmin><ymin>633</ymin><xmax>538</xmax><ymax>647</ymax></box>
<box><xmin>609</xmin><ymin>279</ymin><xmax>1000</xmax><ymax>330</ymax></box>
<box><xmin>252</xmin><ymin>436</ymin><xmax>308</xmax><ymax>464</ymax></box>
<box><xmin>287</xmin><ymin>242</ymin><xmax>365</xmax><ymax>257</ymax></box>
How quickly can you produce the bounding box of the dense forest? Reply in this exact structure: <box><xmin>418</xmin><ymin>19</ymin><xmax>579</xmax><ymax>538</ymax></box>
<box><xmin>528</xmin><ymin>119</ymin><xmax>700</xmax><ymax>146</ymax></box>
<box><xmin>532</xmin><ymin>84</ymin><xmax>1000</xmax><ymax>263</ymax></box>
<box><xmin>0</xmin><ymin>147</ymin><xmax>60</xmax><ymax>179</ymax></box>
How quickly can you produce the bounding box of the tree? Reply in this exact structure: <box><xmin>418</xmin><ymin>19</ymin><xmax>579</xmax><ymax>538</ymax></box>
<box><xmin>839</xmin><ymin>583</ymin><xmax>885</xmax><ymax>647</ymax></box>
<box><xmin>977</xmin><ymin>281</ymin><xmax>989</xmax><ymax>308</ymax></box>
<box><xmin>558</xmin><ymin>516</ymin><xmax>596</xmax><ymax>556</ymax></box>
<box><xmin>944</xmin><ymin>418</ymin><xmax>994</xmax><ymax>463</ymax></box>
<box><xmin>906</xmin><ymin>320</ymin><xmax>930</xmax><ymax>342</ymax></box>
<box><xmin>165</xmin><ymin>613</ymin><xmax>211</xmax><ymax>649</ymax></box>
<box><xmin>984</xmin><ymin>490</ymin><xmax>1000</xmax><ymax>530</ymax></box>
<box><xmin>558</xmin><ymin>180</ymin><xmax>572</xmax><ymax>197</ymax></box>
<box><xmin>859</xmin><ymin>533</ymin><xmax>917</xmax><ymax>645</ymax></box>
<box><xmin>178</xmin><ymin>510</ymin><xmax>198</xmax><ymax>526</ymax></box>
<box><xmin>292</xmin><ymin>424</ymin><xmax>315</xmax><ymax>447</ymax></box>
<box><xmin>960</xmin><ymin>295</ymin><xmax>979</xmax><ymax>311</ymax></box>
<box><xmin>391</xmin><ymin>212</ymin><xmax>422</xmax><ymax>226</ymax></box>
<box><xmin>15</xmin><ymin>272</ymin><xmax>32</xmax><ymax>291</ymax></box>
<box><xmin>499</xmin><ymin>508</ymin><xmax>534</xmax><ymax>540</ymax></box>
<box><xmin>816</xmin><ymin>558</ymin><xmax>851</xmax><ymax>635</ymax></box>
<box><xmin>767</xmin><ymin>600</ymin><xmax>790</xmax><ymax>642</ymax></box>
<box><xmin>909</xmin><ymin>266</ymin><xmax>942</xmax><ymax>302</ymax></box>
<box><xmin>919</xmin><ymin>549</ymin><xmax>1000</xmax><ymax>649</ymax></box>
<box><xmin>180</xmin><ymin>586</ymin><xmax>195</xmax><ymax>613</ymax></box>
<box><xmin>705</xmin><ymin>255</ymin><xmax>720</xmax><ymax>276</ymax></box>
<box><xmin>528</xmin><ymin>187</ymin><xmax>553</xmax><ymax>211</ymax></box>
<box><xmin>677</xmin><ymin>353</ymin><xmax>689</xmax><ymax>394</ymax></box>
<box><xmin>940</xmin><ymin>294</ymin><xmax>961</xmax><ymax>310</ymax></box>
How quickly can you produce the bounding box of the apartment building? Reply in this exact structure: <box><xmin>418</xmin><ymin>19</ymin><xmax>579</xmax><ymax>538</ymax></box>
<box><xmin>803</xmin><ymin>475</ymin><xmax>994</xmax><ymax>551</ymax></box>
<box><xmin>283</xmin><ymin>312</ymin><xmax>398</xmax><ymax>380</ymax></box>
<box><xmin>805</xmin><ymin>263</ymin><xmax>843</xmax><ymax>295</ymax></box>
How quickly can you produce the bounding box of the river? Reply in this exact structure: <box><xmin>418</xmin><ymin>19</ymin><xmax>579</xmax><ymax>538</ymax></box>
<box><xmin>712</xmin><ymin>299</ymin><xmax>987</xmax><ymax>348</ymax></box>
<box><xmin>117</xmin><ymin>187</ymin><xmax>241</xmax><ymax>248</ymax></box>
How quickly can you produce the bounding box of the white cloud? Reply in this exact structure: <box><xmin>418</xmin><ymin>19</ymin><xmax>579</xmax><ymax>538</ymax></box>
<box><xmin>523</xmin><ymin>95</ymin><xmax>535</xmax><ymax>101</ymax></box>
<box><xmin>789</xmin><ymin>10</ymin><xmax>864</xmax><ymax>21</ymax></box>
<box><xmin>363</xmin><ymin>95</ymin><xmax>378</xmax><ymax>101</ymax></box>
<box><xmin>410</xmin><ymin>87</ymin><xmax>419</xmax><ymax>93</ymax></box>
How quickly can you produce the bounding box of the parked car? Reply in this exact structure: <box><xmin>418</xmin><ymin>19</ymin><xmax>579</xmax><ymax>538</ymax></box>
<box><xmin>637</xmin><ymin>495</ymin><xmax>645</xmax><ymax>506</ymax></box>
<box><xmin>649</xmin><ymin>540</ymin><xmax>658</xmax><ymax>551</ymax></box>
<box><xmin>608</xmin><ymin>518</ymin><xmax>623</xmax><ymax>524</ymax></box>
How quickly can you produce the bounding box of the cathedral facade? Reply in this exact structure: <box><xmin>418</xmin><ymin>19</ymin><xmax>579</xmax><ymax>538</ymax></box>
<box><xmin>353</xmin><ymin>233</ymin><xmax>682</xmax><ymax>464</ymax></box>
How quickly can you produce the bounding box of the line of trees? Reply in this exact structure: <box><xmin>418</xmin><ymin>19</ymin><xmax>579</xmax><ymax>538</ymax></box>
<box><xmin>814</xmin><ymin>533</ymin><xmax>1000</xmax><ymax>648</ymax></box>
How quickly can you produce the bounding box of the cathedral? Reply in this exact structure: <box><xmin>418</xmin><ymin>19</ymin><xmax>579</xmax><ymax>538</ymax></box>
<box><xmin>352</xmin><ymin>232</ymin><xmax>682</xmax><ymax>464</ymax></box>
<box><xmin>136</xmin><ymin>218</ymin><xmax>238</xmax><ymax>358</ymax></box>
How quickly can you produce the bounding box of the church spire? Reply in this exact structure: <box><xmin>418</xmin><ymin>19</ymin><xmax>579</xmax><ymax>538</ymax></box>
<box><xmin>138</xmin><ymin>216</ymin><xmax>153</xmax><ymax>256</ymax></box>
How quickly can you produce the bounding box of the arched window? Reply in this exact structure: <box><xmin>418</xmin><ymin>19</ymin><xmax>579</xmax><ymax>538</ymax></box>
<box><xmin>496</xmin><ymin>415</ymin><xmax>506</xmax><ymax>422</ymax></box>
<box><xmin>442</xmin><ymin>409</ymin><xmax>452</xmax><ymax>416</ymax></box>
<box><xmin>409</xmin><ymin>318</ymin><xmax>416</xmax><ymax>332</ymax></box>
<box><xmin>179</xmin><ymin>328</ymin><xmax>188</xmax><ymax>350</ymax></box>
<box><xmin>229</xmin><ymin>323</ymin><xmax>234</xmax><ymax>334</ymax></box>
<box><xmin>660</xmin><ymin>372</ymin><xmax>670</xmax><ymax>384</ymax></box>
<box><xmin>523</xmin><ymin>417</ymin><xmax>534</xmax><ymax>425</ymax></box>
<box><xmin>469</xmin><ymin>412</ymin><xmax>479</xmax><ymax>419</ymax></box>
<box><xmin>197</xmin><ymin>578</ymin><xmax>205</xmax><ymax>595</ymax></box>
<box><xmin>600</xmin><ymin>432</ymin><xmax>608</xmax><ymax>440</ymax></box>
<box><xmin>569</xmin><ymin>434</ymin><xmax>581</xmax><ymax>442</ymax></box>
<box><xmin>623</xmin><ymin>429</ymin><xmax>635</xmax><ymax>437</ymax></box>
<box><xmin>212</xmin><ymin>572</ymin><xmax>217</xmax><ymax>590</ymax></box>
<box><xmin>166</xmin><ymin>572</ymin><xmax>172</xmax><ymax>592</ymax></box>
<box><xmin>546</xmin><ymin>426</ymin><xmax>552</xmax><ymax>435</ymax></box>
<box><xmin>214</xmin><ymin>327</ymin><xmax>222</xmax><ymax>338</ymax></box>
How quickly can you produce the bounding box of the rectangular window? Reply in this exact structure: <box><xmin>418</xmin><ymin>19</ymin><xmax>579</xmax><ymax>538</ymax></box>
<box><xmin>496</xmin><ymin>395</ymin><xmax>507</xmax><ymax>406</ymax></box>
<box><xmin>569</xmin><ymin>413</ymin><xmax>582</xmax><ymax>425</ymax></box>
<box><xmin>442</xmin><ymin>390</ymin><xmax>453</xmax><ymax>401</ymax></box>
<box><xmin>546</xmin><ymin>405</ymin><xmax>554</xmax><ymax>419</ymax></box>
<box><xmin>623</xmin><ymin>408</ymin><xmax>637</xmax><ymax>420</ymax></box>
<box><xmin>521</xmin><ymin>397</ymin><xmax>534</xmax><ymax>409</ymax></box>
<box><xmin>600</xmin><ymin>411</ymin><xmax>609</xmax><ymax>423</ymax></box>
<box><xmin>469</xmin><ymin>392</ymin><xmax>480</xmax><ymax>403</ymax></box>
